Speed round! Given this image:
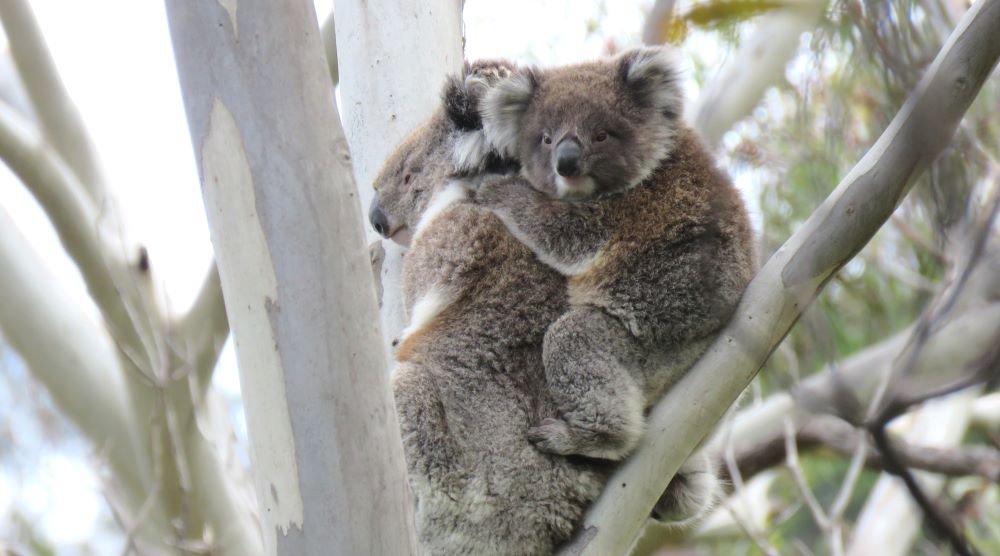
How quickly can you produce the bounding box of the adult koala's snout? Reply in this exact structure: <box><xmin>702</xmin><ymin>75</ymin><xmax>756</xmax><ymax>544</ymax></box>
<box><xmin>369</xmin><ymin>191</ymin><xmax>391</xmax><ymax>238</ymax></box>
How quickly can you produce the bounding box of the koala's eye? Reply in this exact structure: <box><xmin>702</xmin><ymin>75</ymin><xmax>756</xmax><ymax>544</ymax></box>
<box><xmin>403</xmin><ymin>173</ymin><xmax>412</xmax><ymax>186</ymax></box>
<box><xmin>542</xmin><ymin>133</ymin><xmax>552</xmax><ymax>145</ymax></box>
<box><xmin>595</xmin><ymin>131</ymin><xmax>609</xmax><ymax>143</ymax></box>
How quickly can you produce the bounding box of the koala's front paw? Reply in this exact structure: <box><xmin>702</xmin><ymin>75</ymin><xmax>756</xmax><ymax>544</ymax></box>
<box><xmin>528</xmin><ymin>417</ymin><xmax>637</xmax><ymax>461</ymax></box>
<box><xmin>528</xmin><ymin>410</ymin><xmax>641</xmax><ymax>461</ymax></box>
<box><xmin>527</xmin><ymin>418</ymin><xmax>576</xmax><ymax>455</ymax></box>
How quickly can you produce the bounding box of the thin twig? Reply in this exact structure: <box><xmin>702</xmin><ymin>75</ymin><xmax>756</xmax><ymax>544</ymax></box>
<box><xmin>784</xmin><ymin>418</ymin><xmax>830</xmax><ymax>530</ymax></box>
<box><xmin>723</xmin><ymin>428</ymin><xmax>782</xmax><ymax>556</ymax></box>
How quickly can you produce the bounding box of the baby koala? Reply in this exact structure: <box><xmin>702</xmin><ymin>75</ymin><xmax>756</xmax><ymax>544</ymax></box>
<box><xmin>470</xmin><ymin>46</ymin><xmax>757</xmax><ymax>464</ymax></box>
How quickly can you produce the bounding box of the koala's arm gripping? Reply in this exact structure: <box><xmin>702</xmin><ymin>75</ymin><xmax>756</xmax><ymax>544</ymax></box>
<box><xmin>474</xmin><ymin>177</ymin><xmax>614</xmax><ymax>275</ymax></box>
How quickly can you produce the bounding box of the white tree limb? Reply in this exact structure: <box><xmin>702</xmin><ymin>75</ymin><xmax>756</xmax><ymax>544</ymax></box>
<box><xmin>165</xmin><ymin>1</ymin><xmax>416</xmax><ymax>553</ymax></box>
<box><xmin>0</xmin><ymin>0</ymin><xmax>106</xmax><ymax>197</ymax></box>
<box><xmin>0</xmin><ymin>103</ymin><xmax>148</xmax><ymax>364</ymax></box>
<box><xmin>333</xmin><ymin>0</ymin><xmax>464</xmax><ymax>358</ymax></box>
<box><xmin>174</xmin><ymin>263</ymin><xmax>228</xmax><ymax>394</ymax></box>
<box><xmin>560</xmin><ymin>1</ymin><xmax>1000</xmax><ymax>552</ymax></box>
<box><xmin>641</xmin><ymin>0</ymin><xmax>677</xmax><ymax>45</ymax></box>
<box><xmin>691</xmin><ymin>0</ymin><xmax>827</xmax><ymax>145</ymax></box>
<box><xmin>0</xmin><ymin>206</ymin><xmax>172</xmax><ymax>551</ymax></box>
<box><xmin>972</xmin><ymin>393</ymin><xmax>1000</xmax><ymax>431</ymax></box>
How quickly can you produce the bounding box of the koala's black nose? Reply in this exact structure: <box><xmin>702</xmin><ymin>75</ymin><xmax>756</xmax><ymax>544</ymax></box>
<box><xmin>369</xmin><ymin>192</ymin><xmax>390</xmax><ymax>238</ymax></box>
<box><xmin>556</xmin><ymin>139</ymin><xmax>582</xmax><ymax>177</ymax></box>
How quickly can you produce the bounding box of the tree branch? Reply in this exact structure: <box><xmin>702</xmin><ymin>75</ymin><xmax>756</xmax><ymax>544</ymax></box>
<box><xmin>847</xmin><ymin>392</ymin><xmax>979</xmax><ymax>556</ymax></box>
<box><xmin>729</xmin><ymin>413</ymin><xmax>1000</xmax><ymax>482</ymax></box>
<box><xmin>0</xmin><ymin>206</ymin><xmax>172</xmax><ymax>551</ymax></box>
<box><xmin>691</xmin><ymin>0</ymin><xmax>827</xmax><ymax>145</ymax></box>
<box><xmin>641</xmin><ymin>0</ymin><xmax>677</xmax><ymax>45</ymax></box>
<box><xmin>559</xmin><ymin>1</ymin><xmax>1000</xmax><ymax>552</ymax></box>
<box><xmin>0</xmin><ymin>103</ymin><xmax>149</xmax><ymax>365</ymax></box>
<box><xmin>0</xmin><ymin>0</ymin><xmax>106</xmax><ymax>198</ymax></box>
<box><xmin>165</xmin><ymin>1</ymin><xmax>418</xmax><ymax>553</ymax></box>
<box><xmin>174</xmin><ymin>263</ymin><xmax>229</xmax><ymax>395</ymax></box>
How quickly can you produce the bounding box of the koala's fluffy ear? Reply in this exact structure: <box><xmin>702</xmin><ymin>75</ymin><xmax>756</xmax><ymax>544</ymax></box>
<box><xmin>445</xmin><ymin>60</ymin><xmax>522</xmax><ymax>174</ymax></box>
<box><xmin>443</xmin><ymin>71</ymin><xmax>482</xmax><ymax>132</ymax></box>
<box><xmin>618</xmin><ymin>47</ymin><xmax>682</xmax><ymax>119</ymax></box>
<box><xmin>481</xmin><ymin>68</ymin><xmax>538</xmax><ymax>159</ymax></box>
<box><xmin>443</xmin><ymin>59</ymin><xmax>520</xmax><ymax>132</ymax></box>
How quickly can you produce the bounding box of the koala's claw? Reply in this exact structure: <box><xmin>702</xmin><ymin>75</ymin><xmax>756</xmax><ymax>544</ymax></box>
<box><xmin>527</xmin><ymin>418</ymin><xmax>575</xmax><ymax>455</ymax></box>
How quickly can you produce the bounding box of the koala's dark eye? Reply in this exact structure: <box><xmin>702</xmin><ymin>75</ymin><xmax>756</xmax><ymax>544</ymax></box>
<box><xmin>542</xmin><ymin>133</ymin><xmax>552</xmax><ymax>145</ymax></box>
<box><xmin>403</xmin><ymin>173</ymin><xmax>412</xmax><ymax>186</ymax></box>
<box><xmin>595</xmin><ymin>131</ymin><xmax>608</xmax><ymax>143</ymax></box>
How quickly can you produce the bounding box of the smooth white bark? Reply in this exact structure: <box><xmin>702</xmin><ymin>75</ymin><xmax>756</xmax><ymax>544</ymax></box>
<box><xmin>333</xmin><ymin>0</ymin><xmax>464</xmax><ymax>359</ymax></box>
<box><xmin>692</xmin><ymin>0</ymin><xmax>827</xmax><ymax>145</ymax></box>
<box><xmin>165</xmin><ymin>1</ymin><xmax>416</xmax><ymax>553</ymax></box>
<box><xmin>0</xmin><ymin>0</ymin><xmax>105</xmax><ymax>198</ymax></box>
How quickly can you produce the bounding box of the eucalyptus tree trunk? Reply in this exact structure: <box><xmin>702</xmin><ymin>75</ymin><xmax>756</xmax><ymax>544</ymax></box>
<box><xmin>165</xmin><ymin>2</ymin><xmax>415</xmax><ymax>554</ymax></box>
<box><xmin>333</xmin><ymin>0</ymin><xmax>465</xmax><ymax>357</ymax></box>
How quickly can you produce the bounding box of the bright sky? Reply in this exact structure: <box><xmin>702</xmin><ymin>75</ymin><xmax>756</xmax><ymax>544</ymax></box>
<box><xmin>0</xmin><ymin>1</ymin><xmax>751</xmax><ymax>552</ymax></box>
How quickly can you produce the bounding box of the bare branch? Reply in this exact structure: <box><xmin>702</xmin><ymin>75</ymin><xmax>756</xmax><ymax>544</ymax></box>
<box><xmin>859</xmin><ymin>180</ymin><xmax>1000</xmax><ymax>556</ymax></box>
<box><xmin>641</xmin><ymin>0</ymin><xmax>677</xmax><ymax>45</ymax></box>
<box><xmin>0</xmin><ymin>206</ymin><xmax>172</xmax><ymax>550</ymax></box>
<box><xmin>0</xmin><ymin>0</ymin><xmax>106</xmax><ymax>197</ymax></box>
<box><xmin>174</xmin><ymin>264</ymin><xmax>228</xmax><ymax>395</ymax></box>
<box><xmin>692</xmin><ymin>0</ymin><xmax>827</xmax><ymax>145</ymax></box>
<box><xmin>728</xmin><ymin>414</ymin><xmax>1000</xmax><ymax>482</ymax></box>
<box><xmin>784</xmin><ymin>419</ymin><xmax>830</xmax><ymax>529</ymax></box>
<box><xmin>0</xmin><ymin>103</ymin><xmax>149</xmax><ymax>364</ymax></box>
<box><xmin>848</xmin><ymin>392</ymin><xmax>980</xmax><ymax>556</ymax></box>
<box><xmin>561</xmin><ymin>2</ymin><xmax>1000</xmax><ymax>551</ymax></box>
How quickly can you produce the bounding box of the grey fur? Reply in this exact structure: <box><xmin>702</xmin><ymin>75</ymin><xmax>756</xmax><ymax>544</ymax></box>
<box><xmin>472</xmin><ymin>46</ymin><xmax>757</xmax><ymax>523</ymax></box>
<box><xmin>371</xmin><ymin>65</ymin><xmax>608</xmax><ymax>555</ymax></box>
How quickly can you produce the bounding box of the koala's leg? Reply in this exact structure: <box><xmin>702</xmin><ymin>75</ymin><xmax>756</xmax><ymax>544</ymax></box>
<box><xmin>650</xmin><ymin>448</ymin><xmax>721</xmax><ymax>527</ymax></box>
<box><xmin>390</xmin><ymin>363</ymin><xmax>460</xmax><ymax>491</ymax></box>
<box><xmin>530</xmin><ymin>306</ymin><xmax>645</xmax><ymax>461</ymax></box>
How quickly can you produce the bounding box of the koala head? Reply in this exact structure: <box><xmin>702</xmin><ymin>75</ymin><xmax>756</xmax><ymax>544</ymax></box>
<box><xmin>369</xmin><ymin>112</ymin><xmax>454</xmax><ymax>246</ymax></box>
<box><xmin>370</xmin><ymin>59</ymin><xmax>521</xmax><ymax>245</ymax></box>
<box><xmin>481</xmin><ymin>46</ymin><xmax>683</xmax><ymax>200</ymax></box>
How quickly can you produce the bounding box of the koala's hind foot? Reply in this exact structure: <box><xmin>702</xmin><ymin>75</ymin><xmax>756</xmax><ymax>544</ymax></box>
<box><xmin>651</xmin><ymin>450</ymin><xmax>721</xmax><ymax>527</ymax></box>
<box><xmin>534</xmin><ymin>307</ymin><xmax>645</xmax><ymax>461</ymax></box>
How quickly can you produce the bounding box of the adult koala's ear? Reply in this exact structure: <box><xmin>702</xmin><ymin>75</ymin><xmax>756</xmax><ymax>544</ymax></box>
<box><xmin>443</xmin><ymin>59</ymin><xmax>519</xmax><ymax>131</ymax></box>
<box><xmin>444</xmin><ymin>60</ymin><xmax>521</xmax><ymax>173</ymax></box>
<box><xmin>443</xmin><ymin>71</ymin><xmax>482</xmax><ymax>131</ymax></box>
<box><xmin>481</xmin><ymin>68</ymin><xmax>538</xmax><ymax>159</ymax></box>
<box><xmin>617</xmin><ymin>46</ymin><xmax>682</xmax><ymax>120</ymax></box>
